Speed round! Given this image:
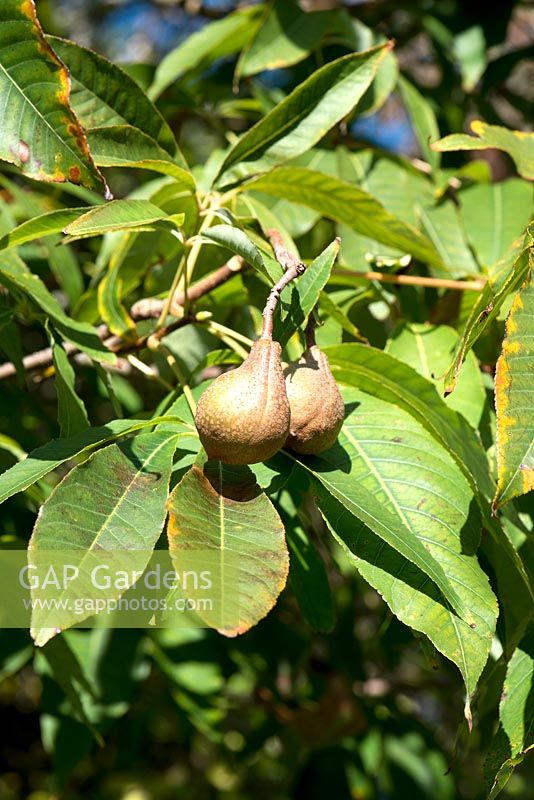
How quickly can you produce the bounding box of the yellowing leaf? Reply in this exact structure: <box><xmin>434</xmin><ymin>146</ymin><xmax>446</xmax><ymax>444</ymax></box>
<box><xmin>494</xmin><ymin>265</ymin><xmax>534</xmax><ymax>508</ymax></box>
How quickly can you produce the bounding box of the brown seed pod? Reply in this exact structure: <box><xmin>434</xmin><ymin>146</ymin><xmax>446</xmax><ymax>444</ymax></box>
<box><xmin>194</xmin><ymin>338</ymin><xmax>290</xmax><ymax>465</ymax></box>
<box><xmin>284</xmin><ymin>345</ymin><xmax>345</xmax><ymax>455</ymax></box>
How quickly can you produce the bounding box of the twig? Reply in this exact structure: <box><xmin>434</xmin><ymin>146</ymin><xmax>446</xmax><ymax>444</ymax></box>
<box><xmin>334</xmin><ymin>269</ymin><xmax>486</xmax><ymax>292</ymax></box>
<box><xmin>266</xmin><ymin>229</ymin><xmax>302</xmax><ymax>272</ymax></box>
<box><xmin>131</xmin><ymin>256</ymin><xmax>245</xmax><ymax>320</ymax></box>
<box><xmin>262</xmin><ymin>230</ymin><xmax>307</xmax><ymax>339</ymax></box>
<box><xmin>0</xmin><ymin>258</ymin><xmax>245</xmax><ymax>381</ymax></box>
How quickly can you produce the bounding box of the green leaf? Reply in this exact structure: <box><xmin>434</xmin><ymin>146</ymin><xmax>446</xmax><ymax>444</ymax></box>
<box><xmin>399</xmin><ymin>76</ymin><xmax>440</xmax><ymax>170</ymax></box>
<box><xmin>431</xmin><ymin>121</ymin><xmax>534</xmax><ymax>181</ymax></box>
<box><xmin>309</xmin><ymin>388</ymin><xmax>497</xmax><ymax>713</ymax></box>
<box><xmin>29</xmin><ymin>430</ymin><xmax>180</xmax><ymax>645</ymax></box>
<box><xmin>201</xmin><ymin>224</ymin><xmax>266</xmax><ymax>274</ymax></box>
<box><xmin>444</xmin><ymin>245</ymin><xmax>531</xmax><ymax>394</ymax></box>
<box><xmin>97</xmin><ymin>264</ymin><xmax>136</xmax><ymax>340</ymax></box>
<box><xmin>318</xmin><ymin>290</ymin><xmax>366</xmax><ymax>342</ymax></box>
<box><xmin>47</xmin><ymin>35</ymin><xmax>178</xmax><ymax>158</ymax></box>
<box><xmin>0</xmin><ymin>2</ymin><xmax>107</xmax><ymax>193</ymax></box>
<box><xmin>167</xmin><ymin>460</ymin><xmax>289</xmax><ymax>636</ymax></box>
<box><xmin>245</xmin><ymin>167</ymin><xmax>444</xmax><ymax>267</ymax></box>
<box><xmin>458</xmin><ymin>179</ymin><xmax>533</xmax><ymax>276</ymax></box>
<box><xmin>386</xmin><ymin>323</ymin><xmax>486</xmax><ymax>429</ymax></box>
<box><xmin>216</xmin><ymin>44</ymin><xmax>391</xmax><ymax>186</ymax></box>
<box><xmin>149</xmin><ymin>5</ymin><xmax>263</xmax><ymax>100</ymax></box>
<box><xmin>0</xmin><ymin>208</ymin><xmax>92</xmax><ymax>251</ymax></box>
<box><xmin>62</xmin><ymin>199</ymin><xmax>170</xmax><ymax>239</ymax></box>
<box><xmin>324</xmin><ymin>343</ymin><xmax>533</xmax><ymax>608</ymax></box>
<box><xmin>494</xmin><ymin>270</ymin><xmax>534</xmax><ymax>508</ymax></box>
<box><xmin>86</xmin><ymin>126</ymin><xmax>196</xmax><ymax>187</ymax></box>
<box><xmin>236</xmin><ymin>0</ymin><xmax>341</xmax><ymax>79</ymax></box>
<box><xmin>281</xmin><ymin>492</ymin><xmax>335</xmax><ymax>633</ymax></box>
<box><xmin>0</xmin><ymin>415</ymin><xmax>189</xmax><ymax>505</ymax></box>
<box><xmin>0</xmin><ymin>252</ymin><xmax>114</xmax><ymax>362</ymax></box>
<box><xmin>417</xmin><ymin>200</ymin><xmax>479</xmax><ymax>277</ymax></box>
<box><xmin>452</xmin><ymin>26</ymin><xmax>486</xmax><ymax>92</ymax></box>
<box><xmin>485</xmin><ymin>625</ymin><xmax>534</xmax><ymax>799</ymax></box>
<box><xmin>52</xmin><ymin>338</ymin><xmax>90</xmax><ymax>438</ymax></box>
<box><xmin>275</xmin><ymin>238</ymin><xmax>340</xmax><ymax>346</ymax></box>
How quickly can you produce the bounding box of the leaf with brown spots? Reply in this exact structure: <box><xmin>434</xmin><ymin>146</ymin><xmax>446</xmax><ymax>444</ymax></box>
<box><xmin>166</xmin><ymin>458</ymin><xmax>289</xmax><ymax>636</ymax></box>
<box><xmin>494</xmin><ymin>262</ymin><xmax>534</xmax><ymax>509</ymax></box>
<box><xmin>0</xmin><ymin>1</ymin><xmax>109</xmax><ymax>194</ymax></box>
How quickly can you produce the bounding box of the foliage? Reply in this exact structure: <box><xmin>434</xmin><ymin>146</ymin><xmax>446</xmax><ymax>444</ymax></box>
<box><xmin>0</xmin><ymin>1</ymin><xmax>532</xmax><ymax>798</ymax></box>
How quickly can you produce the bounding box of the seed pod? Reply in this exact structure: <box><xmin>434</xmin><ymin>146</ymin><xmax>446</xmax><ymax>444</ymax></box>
<box><xmin>195</xmin><ymin>338</ymin><xmax>290</xmax><ymax>465</ymax></box>
<box><xmin>284</xmin><ymin>346</ymin><xmax>344</xmax><ymax>454</ymax></box>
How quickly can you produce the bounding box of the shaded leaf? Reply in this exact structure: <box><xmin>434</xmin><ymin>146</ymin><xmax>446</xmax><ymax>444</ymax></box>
<box><xmin>52</xmin><ymin>338</ymin><xmax>90</xmax><ymax>438</ymax></box>
<box><xmin>0</xmin><ymin>252</ymin><xmax>114</xmax><ymax>362</ymax></box>
<box><xmin>432</xmin><ymin>121</ymin><xmax>534</xmax><ymax>181</ymax></box>
<box><xmin>485</xmin><ymin>625</ymin><xmax>534</xmax><ymax>798</ymax></box>
<box><xmin>309</xmin><ymin>388</ymin><xmax>496</xmax><ymax>714</ymax></box>
<box><xmin>149</xmin><ymin>6</ymin><xmax>263</xmax><ymax>100</ymax></box>
<box><xmin>236</xmin><ymin>0</ymin><xmax>342</xmax><ymax>79</ymax></box>
<box><xmin>0</xmin><ymin>415</ymin><xmax>189</xmax><ymax>505</ymax></box>
<box><xmin>399</xmin><ymin>76</ymin><xmax>440</xmax><ymax>170</ymax></box>
<box><xmin>30</xmin><ymin>430</ymin><xmax>181</xmax><ymax>645</ymax></box>
<box><xmin>0</xmin><ymin>2</ymin><xmax>107</xmax><ymax>193</ymax></box>
<box><xmin>167</xmin><ymin>459</ymin><xmax>289</xmax><ymax>636</ymax></box>
<box><xmin>418</xmin><ymin>200</ymin><xmax>479</xmax><ymax>277</ymax></box>
<box><xmin>494</xmin><ymin>270</ymin><xmax>534</xmax><ymax>508</ymax></box>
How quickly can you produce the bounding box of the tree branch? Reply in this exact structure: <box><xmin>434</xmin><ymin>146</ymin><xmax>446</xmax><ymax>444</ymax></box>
<box><xmin>0</xmin><ymin>257</ymin><xmax>245</xmax><ymax>381</ymax></box>
<box><xmin>334</xmin><ymin>269</ymin><xmax>487</xmax><ymax>292</ymax></box>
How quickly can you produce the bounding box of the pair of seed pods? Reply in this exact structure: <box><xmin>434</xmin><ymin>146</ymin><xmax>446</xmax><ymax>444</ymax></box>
<box><xmin>195</xmin><ymin>339</ymin><xmax>345</xmax><ymax>465</ymax></box>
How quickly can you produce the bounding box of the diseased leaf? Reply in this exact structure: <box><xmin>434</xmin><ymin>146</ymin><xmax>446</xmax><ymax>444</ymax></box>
<box><xmin>48</xmin><ymin>35</ymin><xmax>178</xmax><ymax>157</ymax></box>
<box><xmin>167</xmin><ymin>459</ymin><xmax>289</xmax><ymax>636</ymax></box>
<box><xmin>52</xmin><ymin>339</ymin><xmax>90</xmax><ymax>438</ymax></box>
<box><xmin>432</xmin><ymin>121</ymin><xmax>534</xmax><ymax>181</ymax></box>
<box><xmin>245</xmin><ymin>167</ymin><xmax>444</xmax><ymax>267</ymax></box>
<box><xmin>30</xmin><ymin>430</ymin><xmax>181</xmax><ymax>645</ymax></box>
<box><xmin>494</xmin><ymin>270</ymin><xmax>534</xmax><ymax>508</ymax></box>
<box><xmin>216</xmin><ymin>44</ymin><xmax>391</xmax><ymax>185</ymax></box>
<box><xmin>0</xmin><ymin>1</ymin><xmax>108</xmax><ymax>193</ymax></box>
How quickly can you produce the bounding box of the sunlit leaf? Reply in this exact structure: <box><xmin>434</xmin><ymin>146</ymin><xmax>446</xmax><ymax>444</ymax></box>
<box><xmin>0</xmin><ymin>1</ymin><xmax>107</xmax><ymax>193</ymax></box>
<box><xmin>494</xmin><ymin>269</ymin><xmax>534</xmax><ymax>508</ymax></box>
